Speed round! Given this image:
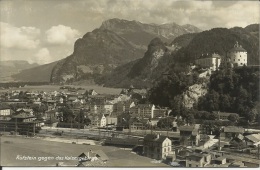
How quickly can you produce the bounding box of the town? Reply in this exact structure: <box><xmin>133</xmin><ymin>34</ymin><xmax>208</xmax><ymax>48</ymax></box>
<box><xmin>0</xmin><ymin>42</ymin><xmax>259</xmax><ymax>167</ymax></box>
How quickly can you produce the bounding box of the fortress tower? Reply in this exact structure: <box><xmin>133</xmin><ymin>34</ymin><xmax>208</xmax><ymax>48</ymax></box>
<box><xmin>228</xmin><ymin>41</ymin><xmax>247</xmax><ymax>67</ymax></box>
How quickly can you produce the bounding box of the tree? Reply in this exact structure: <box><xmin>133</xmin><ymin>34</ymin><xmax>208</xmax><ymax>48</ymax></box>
<box><xmin>75</xmin><ymin>109</ymin><xmax>85</xmax><ymax>124</ymax></box>
<box><xmin>60</xmin><ymin>106</ymin><xmax>74</xmax><ymax>123</ymax></box>
<box><xmin>208</xmin><ymin>112</ymin><xmax>218</xmax><ymax>120</ymax></box>
<box><xmin>185</xmin><ymin>114</ymin><xmax>195</xmax><ymax>125</ymax></box>
<box><xmin>157</xmin><ymin>117</ymin><xmax>175</xmax><ymax>129</ymax></box>
<box><xmin>247</xmin><ymin>109</ymin><xmax>257</xmax><ymax>123</ymax></box>
<box><xmin>228</xmin><ymin>114</ymin><xmax>239</xmax><ymax>123</ymax></box>
<box><xmin>176</xmin><ymin>118</ymin><xmax>185</xmax><ymax>127</ymax></box>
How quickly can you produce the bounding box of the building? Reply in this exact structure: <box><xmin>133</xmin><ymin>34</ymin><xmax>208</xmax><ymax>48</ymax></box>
<box><xmin>130</xmin><ymin>120</ymin><xmax>147</xmax><ymax>130</ymax></box>
<box><xmin>228</xmin><ymin>41</ymin><xmax>247</xmax><ymax>67</ymax></box>
<box><xmin>113</xmin><ymin>101</ymin><xmax>135</xmax><ymax>114</ymax></box>
<box><xmin>244</xmin><ymin>133</ymin><xmax>260</xmax><ymax>146</ymax></box>
<box><xmin>106</xmin><ymin>116</ymin><xmax>117</xmax><ymax>126</ymax></box>
<box><xmin>103</xmin><ymin>103</ymin><xmax>114</xmax><ymax>114</ymax></box>
<box><xmin>46</xmin><ymin>100</ymin><xmax>57</xmax><ymax>110</ymax></box>
<box><xmin>153</xmin><ymin>107</ymin><xmax>169</xmax><ymax>118</ymax></box>
<box><xmin>220</xmin><ymin>126</ymin><xmax>245</xmax><ymax>140</ymax></box>
<box><xmin>179</xmin><ymin>125</ymin><xmax>200</xmax><ymax>146</ymax></box>
<box><xmin>0</xmin><ymin>106</ymin><xmax>12</xmax><ymax>121</ymax></box>
<box><xmin>195</xmin><ymin>53</ymin><xmax>221</xmax><ymax>71</ymax></box>
<box><xmin>89</xmin><ymin>114</ymin><xmax>106</xmax><ymax>127</ymax></box>
<box><xmin>10</xmin><ymin>112</ymin><xmax>36</xmax><ymax>123</ymax></box>
<box><xmin>185</xmin><ymin>153</ymin><xmax>211</xmax><ymax>167</ymax></box>
<box><xmin>213</xmin><ymin>111</ymin><xmax>239</xmax><ymax>120</ymax></box>
<box><xmin>143</xmin><ymin>134</ymin><xmax>173</xmax><ymax>160</ymax></box>
<box><xmin>130</xmin><ymin>104</ymin><xmax>155</xmax><ymax>119</ymax></box>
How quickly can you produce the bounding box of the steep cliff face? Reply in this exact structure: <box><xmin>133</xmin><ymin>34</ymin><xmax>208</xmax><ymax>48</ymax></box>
<box><xmin>49</xmin><ymin>18</ymin><xmax>201</xmax><ymax>84</ymax></box>
<box><xmin>97</xmin><ymin>38</ymin><xmax>172</xmax><ymax>88</ymax></box>
<box><xmin>100</xmin><ymin>18</ymin><xmax>201</xmax><ymax>48</ymax></box>
<box><xmin>50</xmin><ymin>29</ymin><xmax>144</xmax><ymax>83</ymax></box>
<box><xmin>182</xmin><ymin>82</ymin><xmax>208</xmax><ymax>108</ymax></box>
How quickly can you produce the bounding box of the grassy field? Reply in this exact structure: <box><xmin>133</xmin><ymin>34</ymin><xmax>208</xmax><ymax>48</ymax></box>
<box><xmin>0</xmin><ymin>136</ymin><xmax>169</xmax><ymax>167</ymax></box>
<box><xmin>0</xmin><ymin>85</ymin><xmax>122</xmax><ymax>95</ymax></box>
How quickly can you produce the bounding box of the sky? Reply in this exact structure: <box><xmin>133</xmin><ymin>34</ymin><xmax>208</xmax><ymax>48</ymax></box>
<box><xmin>0</xmin><ymin>0</ymin><xmax>259</xmax><ymax>65</ymax></box>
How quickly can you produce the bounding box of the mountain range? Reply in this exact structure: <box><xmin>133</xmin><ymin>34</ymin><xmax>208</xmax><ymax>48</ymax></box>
<box><xmin>96</xmin><ymin>24</ymin><xmax>259</xmax><ymax>88</ymax></box>
<box><xmin>6</xmin><ymin>19</ymin><xmax>259</xmax><ymax>87</ymax></box>
<box><xmin>0</xmin><ymin>60</ymin><xmax>38</xmax><ymax>82</ymax></box>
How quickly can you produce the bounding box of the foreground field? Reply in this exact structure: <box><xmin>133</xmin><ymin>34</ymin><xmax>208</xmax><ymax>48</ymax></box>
<box><xmin>0</xmin><ymin>136</ymin><xmax>169</xmax><ymax>167</ymax></box>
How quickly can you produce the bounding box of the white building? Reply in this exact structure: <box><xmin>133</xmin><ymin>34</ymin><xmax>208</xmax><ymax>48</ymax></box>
<box><xmin>228</xmin><ymin>41</ymin><xmax>247</xmax><ymax>67</ymax></box>
<box><xmin>195</xmin><ymin>53</ymin><xmax>221</xmax><ymax>71</ymax></box>
<box><xmin>143</xmin><ymin>134</ymin><xmax>173</xmax><ymax>160</ymax></box>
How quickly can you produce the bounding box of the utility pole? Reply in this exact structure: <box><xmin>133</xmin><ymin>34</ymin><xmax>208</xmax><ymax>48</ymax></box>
<box><xmin>70</xmin><ymin>119</ymin><xmax>72</xmax><ymax>137</ymax></box>
<box><xmin>218</xmin><ymin>127</ymin><xmax>222</xmax><ymax>151</ymax></box>
<box><xmin>15</xmin><ymin>118</ymin><xmax>17</xmax><ymax>135</ymax></box>
<box><xmin>257</xmin><ymin>144</ymin><xmax>260</xmax><ymax>159</ymax></box>
<box><xmin>33</xmin><ymin>122</ymin><xmax>35</xmax><ymax>136</ymax></box>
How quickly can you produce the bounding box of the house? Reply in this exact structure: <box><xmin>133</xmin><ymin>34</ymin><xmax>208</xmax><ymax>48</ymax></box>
<box><xmin>211</xmin><ymin>156</ymin><xmax>227</xmax><ymax>165</ymax></box>
<box><xmin>0</xmin><ymin>105</ymin><xmax>12</xmax><ymax>121</ymax></box>
<box><xmin>130</xmin><ymin>120</ymin><xmax>147</xmax><ymax>130</ymax></box>
<box><xmin>67</xmin><ymin>97</ymin><xmax>79</xmax><ymax>103</ymax></box>
<box><xmin>244</xmin><ymin>133</ymin><xmax>260</xmax><ymax>146</ymax></box>
<box><xmin>88</xmin><ymin>89</ymin><xmax>98</xmax><ymax>96</ymax></box>
<box><xmin>89</xmin><ymin>114</ymin><xmax>106</xmax><ymax>127</ymax></box>
<box><xmin>185</xmin><ymin>153</ymin><xmax>211</xmax><ymax>167</ymax></box>
<box><xmin>220</xmin><ymin>126</ymin><xmax>245</xmax><ymax>140</ymax></box>
<box><xmin>106</xmin><ymin>116</ymin><xmax>117</xmax><ymax>126</ymax></box>
<box><xmin>10</xmin><ymin>112</ymin><xmax>36</xmax><ymax>123</ymax></box>
<box><xmin>143</xmin><ymin>134</ymin><xmax>173</xmax><ymax>160</ymax></box>
<box><xmin>153</xmin><ymin>107</ymin><xmax>169</xmax><ymax>118</ymax></box>
<box><xmin>90</xmin><ymin>101</ymin><xmax>113</xmax><ymax>114</ymax></box>
<box><xmin>179</xmin><ymin>125</ymin><xmax>200</xmax><ymax>146</ymax></box>
<box><xmin>195</xmin><ymin>53</ymin><xmax>221</xmax><ymax>71</ymax></box>
<box><xmin>117</xmin><ymin>112</ymin><xmax>131</xmax><ymax>128</ymax></box>
<box><xmin>113</xmin><ymin>101</ymin><xmax>135</xmax><ymax>113</ymax></box>
<box><xmin>147</xmin><ymin>118</ymin><xmax>160</xmax><ymax>127</ymax></box>
<box><xmin>213</xmin><ymin>111</ymin><xmax>239</xmax><ymax>120</ymax></box>
<box><xmin>46</xmin><ymin>100</ymin><xmax>57</xmax><ymax>110</ymax></box>
<box><xmin>103</xmin><ymin>102</ymin><xmax>114</xmax><ymax>114</ymax></box>
<box><xmin>45</xmin><ymin>110</ymin><xmax>58</xmax><ymax>121</ymax></box>
<box><xmin>78</xmin><ymin>150</ymin><xmax>108</xmax><ymax>163</ymax></box>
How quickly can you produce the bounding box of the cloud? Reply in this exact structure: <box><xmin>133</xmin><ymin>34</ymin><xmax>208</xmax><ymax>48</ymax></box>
<box><xmin>0</xmin><ymin>22</ymin><xmax>40</xmax><ymax>49</ymax></box>
<box><xmin>74</xmin><ymin>0</ymin><xmax>259</xmax><ymax>30</ymax></box>
<box><xmin>34</xmin><ymin>48</ymin><xmax>52</xmax><ymax>64</ymax></box>
<box><xmin>45</xmin><ymin>25</ymin><xmax>80</xmax><ymax>45</ymax></box>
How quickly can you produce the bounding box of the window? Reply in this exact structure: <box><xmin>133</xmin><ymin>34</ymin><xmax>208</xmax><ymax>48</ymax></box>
<box><xmin>234</xmin><ymin>59</ymin><xmax>235</xmax><ymax>61</ymax></box>
<box><xmin>238</xmin><ymin>59</ymin><xmax>240</xmax><ymax>61</ymax></box>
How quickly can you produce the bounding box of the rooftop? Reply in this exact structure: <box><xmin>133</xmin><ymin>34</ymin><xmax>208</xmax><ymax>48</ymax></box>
<box><xmin>245</xmin><ymin>133</ymin><xmax>260</xmax><ymax>142</ymax></box>
<box><xmin>143</xmin><ymin>134</ymin><xmax>168</xmax><ymax>143</ymax></box>
<box><xmin>223</xmin><ymin>126</ymin><xmax>244</xmax><ymax>133</ymax></box>
<box><xmin>229</xmin><ymin>41</ymin><xmax>247</xmax><ymax>52</ymax></box>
